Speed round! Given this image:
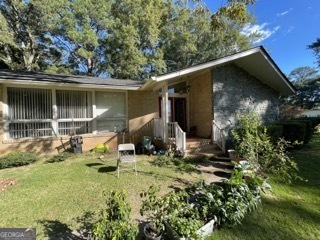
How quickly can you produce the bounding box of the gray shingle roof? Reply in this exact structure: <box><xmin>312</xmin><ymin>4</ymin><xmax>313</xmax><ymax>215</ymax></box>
<box><xmin>0</xmin><ymin>69</ymin><xmax>143</xmax><ymax>88</ymax></box>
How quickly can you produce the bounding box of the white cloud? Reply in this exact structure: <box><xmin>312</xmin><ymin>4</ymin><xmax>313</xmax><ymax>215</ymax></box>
<box><xmin>286</xmin><ymin>26</ymin><xmax>295</xmax><ymax>34</ymax></box>
<box><xmin>241</xmin><ymin>23</ymin><xmax>280</xmax><ymax>44</ymax></box>
<box><xmin>277</xmin><ymin>8</ymin><xmax>293</xmax><ymax>17</ymax></box>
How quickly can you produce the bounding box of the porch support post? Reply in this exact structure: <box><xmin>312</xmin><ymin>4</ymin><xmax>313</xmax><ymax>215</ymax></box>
<box><xmin>52</xmin><ymin>88</ymin><xmax>58</xmax><ymax>136</ymax></box>
<box><xmin>161</xmin><ymin>84</ymin><xmax>168</xmax><ymax>142</ymax></box>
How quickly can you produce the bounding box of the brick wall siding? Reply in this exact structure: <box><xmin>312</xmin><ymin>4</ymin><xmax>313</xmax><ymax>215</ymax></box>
<box><xmin>128</xmin><ymin>90</ymin><xmax>159</xmax><ymax>132</ymax></box>
<box><xmin>188</xmin><ymin>70</ymin><xmax>213</xmax><ymax>138</ymax></box>
<box><xmin>0</xmin><ymin>89</ymin><xmax>159</xmax><ymax>156</ymax></box>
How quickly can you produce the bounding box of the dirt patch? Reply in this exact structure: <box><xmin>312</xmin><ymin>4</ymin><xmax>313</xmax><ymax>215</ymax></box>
<box><xmin>0</xmin><ymin>178</ymin><xmax>17</xmax><ymax>193</ymax></box>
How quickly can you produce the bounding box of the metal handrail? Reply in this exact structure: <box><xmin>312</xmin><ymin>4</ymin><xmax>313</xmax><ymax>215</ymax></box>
<box><xmin>212</xmin><ymin>120</ymin><xmax>228</xmax><ymax>153</ymax></box>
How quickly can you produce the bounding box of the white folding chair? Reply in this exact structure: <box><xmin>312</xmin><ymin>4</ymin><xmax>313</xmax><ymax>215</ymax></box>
<box><xmin>117</xmin><ymin>143</ymin><xmax>137</xmax><ymax>179</ymax></box>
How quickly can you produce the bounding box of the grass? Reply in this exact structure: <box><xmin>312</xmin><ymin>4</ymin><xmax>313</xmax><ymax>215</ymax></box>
<box><xmin>0</xmin><ymin>152</ymin><xmax>203</xmax><ymax>239</ymax></box>
<box><xmin>1</xmin><ymin>134</ymin><xmax>320</xmax><ymax>239</ymax></box>
<box><xmin>210</xmin><ymin>133</ymin><xmax>320</xmax><ymax>240</ymax></box>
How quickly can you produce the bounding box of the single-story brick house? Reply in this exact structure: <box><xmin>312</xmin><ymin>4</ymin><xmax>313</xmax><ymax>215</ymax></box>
<box><xmin>0</xmin><ymin>46</ymin><xmax>295</xmax><ymax>156</ymax></box>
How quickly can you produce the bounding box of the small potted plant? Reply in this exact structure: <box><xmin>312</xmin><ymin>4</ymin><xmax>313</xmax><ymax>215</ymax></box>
<box><xmin>140</xmin><ymin>185</ymin><xmax>166</xmax><ymax>240</ymax></box>
<box><xmin>165</xmin><ymin>205</ymin><xmax>203</xmax><ymax>240</ymax></box>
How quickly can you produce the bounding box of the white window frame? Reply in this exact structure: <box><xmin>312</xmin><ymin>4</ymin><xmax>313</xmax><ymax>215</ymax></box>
<box><xmin>3</xmin><ymin>85</ymin><xmax>129</xmax><ymax>139</ymax></box>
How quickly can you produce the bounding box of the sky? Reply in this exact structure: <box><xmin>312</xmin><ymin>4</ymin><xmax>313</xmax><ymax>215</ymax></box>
<box><xmin>203</xmin><ymin>0</ymin><xmax>320</xmax><ymax>75</ymax></box>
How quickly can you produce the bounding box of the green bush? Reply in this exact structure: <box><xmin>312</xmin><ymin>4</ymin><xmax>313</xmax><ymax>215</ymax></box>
<box><xmin>151</xmin><ymin>154</ymin><xmax>173</xmax><ymax>167</ymax></box>
<box><xmin>276</xmin><ymin>121</ymin><xmax>306</xmax><ymax>146</ymax></box>
<box><xmin>92</xmin><ymin>190</ymin><xmax>138</xmax><ymax>240</ymax></box>
<box><xmin>295</xmin><ymin>119</ymin><xmax>313</xmax><ymax>144</ymax></box>
<box><xmin>265</xmin><ymin>124</ymin><xmax>283</xmax><ymax>144</ymax></box>
<box><xmin>298</xmin><ymin>116</ymin><xmax>320</xmax><ymax>129</ymax></box>
<box><xmin>0</xmin><ymin>152</ymin><xmax>39</xmax><ymax>169</ymax></box>
<box><xmin>232</xmin><ymin>114</ymin><xmax>300</xmax><ymax>183</ymax></box>
<box><xmin>46</xmin><ymin>152</ymin><xmax>73</xmax><ymax>163</ymax></box>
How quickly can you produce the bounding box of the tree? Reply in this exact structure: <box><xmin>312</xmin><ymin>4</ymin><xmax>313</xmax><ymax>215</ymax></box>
<box><xmin>288</xmin><ymin>66</ymin><xmax>318</xmax><ymax>82</ymax></box>
<box><xmin>160</xmin><ymin>0</ymin><xmax>256</xmax><ymax>73</ymax></box>
<box><xmin>211</xmin><ymin>0</ymin><xmax>256</xmax><ymax>31</ymax></box>
<box><xmin>282</xmin><ymin>67</ymin><xmax>320</xmax><ymax>109</ymax></box>
<box><xmin>308</xmin><ymin>38</ymin><xmax>320</xmax><ymax>68</ymax></box>
<box><xmin>0</xmin><ymin>0</ymin><xmax>62</xmax><ymax>71</ymax></box>
<box><xmin>0</xmin><ymin>0</ymin><xmax>257</xmax><ymax>78</ymax></box>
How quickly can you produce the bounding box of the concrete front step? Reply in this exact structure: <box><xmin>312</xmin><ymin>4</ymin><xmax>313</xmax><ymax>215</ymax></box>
<box><xmin>186</xmin><ymin>138</ymin><xmax>224</xmax><ymax>157</ymax></box>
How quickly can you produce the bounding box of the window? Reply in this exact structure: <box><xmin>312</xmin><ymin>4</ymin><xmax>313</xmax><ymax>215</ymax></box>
<box><xmin>6</xmin><ymin>88</ymin><xmax>127</xmax><ymax>139</ymax></box>
<box><xmin>56</xmin><ymin>90</ymin><xmax>92</xmax><ymax>135</ymax></box>
<box><xmin>95</xmin><ymin>92</ymin><xmax>126</xmax><ymax>133</ymax></box>
<box><xmin>7</xmin><ymin>88</ymin><xmax>52</xmax><ymax>138</ymax></box>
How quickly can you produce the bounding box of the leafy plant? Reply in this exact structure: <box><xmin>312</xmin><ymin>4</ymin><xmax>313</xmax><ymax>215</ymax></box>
<box><xmin>0</xmin><ymin>152</ymin><xmax>39</xmax><ymax>169</ymax></box>
<box><xmin>141</xmin><ymin>185</ymin><xmax>204</xmax><ymax>239</ymax></box>
<box><xmin>232</xmin><ymin>113</ymin><xmax>301</xmax><ymax>183</ymax></box>
<box><xmin>151</xmin><ymin>154</ymin><xmax>173</xmax><ymax>167</ymax></box>
<box><xmin>186</xmin><ymin>179</ymin><xmax>259</xmax><ymax>228</ymax></box>
<box><xmin>140</xmin><ymin>185</ymin><xmax>166</xmax><ymax>238</ymax></box>
<box><xmin>46</xmin><ymin>152</ymin><xmax>72</xmax><ymax>163</ymax></box>
<box><xmin>167</xmin><ymin>206</ymin><xmax>202</xmax><ymax>240</ymax></box>
<box><xmin>91</xmin><ymin>190</ymin><xmax>138</xmax><ymax>240</ymax></box>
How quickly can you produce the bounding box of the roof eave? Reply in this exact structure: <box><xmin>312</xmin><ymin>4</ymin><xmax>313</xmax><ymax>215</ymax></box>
<box><xmin>0</xmin><ymin>79</ymin><xmax>141</xmax><ymax>90</ymax></box>
<box><xmin>141</xmin><ymin>46</ymin><xmax>295</xmax><ymax>95</ymax></box>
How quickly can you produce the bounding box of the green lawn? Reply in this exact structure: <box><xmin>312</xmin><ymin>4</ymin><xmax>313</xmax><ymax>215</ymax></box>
<box><xmin>0</xmin><ymin>152</ymin><xmax>203</xmax><ymax>239</ymax></box>
<box><xmin>210</xmin><ymin>134</ymin><xmax>320</xmax><ymax>240</ymax></box>
<box><xmin>1</xmin><ymin>135</ymin><xmax>320</xmax><ymax>240</ymax></box>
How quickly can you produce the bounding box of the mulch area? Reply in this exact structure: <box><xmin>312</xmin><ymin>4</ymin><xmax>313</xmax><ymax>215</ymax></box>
<box><xmin>0</xmin><ymin>179</ymin><xmax>17</xmax><ymax>193</ymax></box>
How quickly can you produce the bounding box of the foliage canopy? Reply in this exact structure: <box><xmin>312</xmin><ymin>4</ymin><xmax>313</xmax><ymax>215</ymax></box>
<box><xmin>0</xmin><ymin>0</ymin><xmax>256</xmax><ymax>79</ymax></box>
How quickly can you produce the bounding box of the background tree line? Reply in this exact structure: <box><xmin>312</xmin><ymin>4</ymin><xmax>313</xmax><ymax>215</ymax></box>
<box><xmin>281</xmin><ymin>39</ymin><xmax>320</xmax><ymax>117</ymax></box>
<box><xmin>0</xmin><ymin>0</ymin><xmax>257</xmax><ymax>80</ymax></box>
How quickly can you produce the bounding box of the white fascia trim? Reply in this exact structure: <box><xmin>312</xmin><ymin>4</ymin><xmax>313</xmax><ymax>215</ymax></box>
<box><xmin>260</xmin><ymin>51</ymin><xmax>296</xmax><ymax>94</ymax></box>
<box><xmin>0</xmin><ymin>80</ymin><xmax>140</xmax><ymax>91</ymax></box>
<box><xmin>152</xmin><ymin>48</ymin><xmax>262</xmax><ymax>82</ymax></box>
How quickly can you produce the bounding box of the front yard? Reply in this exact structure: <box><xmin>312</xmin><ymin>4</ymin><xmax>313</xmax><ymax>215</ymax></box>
<box><xmin>0</xmin><ymin>152</ymin><xmax>203</xmax><ymax>239</ymax></box>
<box><xmin>210</xmin><ymin>134</ymin><xmax>320</xmax><ymax>240</ymax></box>
<box><xmin>1</xmin><ymin>134</ymin><xmax>320</xmax><ymax>239</ymax></box>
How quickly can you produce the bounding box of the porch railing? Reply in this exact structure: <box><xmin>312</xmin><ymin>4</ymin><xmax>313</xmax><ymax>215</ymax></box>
<box><xmin>153</xmin><ymin>118</ymin><xmax>164</xmax><ymax>139</ymax></box>
<box><xmin>127</xmin><ymin>119</ymin><xmax>155</xmax><ymax>145</ymax></box>
<box><xmin>168</xmin><ymin>122</ymin><xmax>186</xmax><ymax>156</ymax></box>
<box><xmin>113</xmin><ymin>118</ymin><xmax>186</xmax><ymax>155</ymax></box>
<box><xmin>212</xmin><ymin>120</ymin><xmax>228</xmax><ymax>154</ymax></box>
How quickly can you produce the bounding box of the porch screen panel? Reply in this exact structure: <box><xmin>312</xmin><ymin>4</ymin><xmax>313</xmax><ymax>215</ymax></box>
<box><xmin>96</xmin><ymin>92</ymin><xmax>126</xmax><ymax>132</ymax></box>
<box><xmin>7</xmin><ymin>88</ymin><xmax>52</xmax><ymax>138</ymax></box>
<box><xmin>56</xmin><ymin>90</ymin><xmax>92</xmax><ymax>135</ymax></box>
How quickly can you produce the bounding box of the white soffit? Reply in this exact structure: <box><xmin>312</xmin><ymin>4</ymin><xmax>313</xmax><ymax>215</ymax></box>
<box><xmin>142</xmin><ymin>47</ymin><xmax>295</xmax><ymax>95</ymax></box>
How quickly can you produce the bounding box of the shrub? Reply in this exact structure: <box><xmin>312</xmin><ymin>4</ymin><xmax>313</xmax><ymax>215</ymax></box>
<box><xmin>185</xmin><ymin>179</ymin><xmax>259</xmax><ymax>228</ymax></box>
<box><xmin>151</xmin><ymin>154</ymin><xmax>173</xmax><ymax>167</ymax></box>
<box><xmin>295</xmin><ymin>119</ymin><xmax>313</xmax><ymax>144</ymax></box>
<box><xmin>46</xmin><ymin>152</ymin><xmax>73</xmax><ymax>163</ymax></box>
<box><xmin>275</xmin><ymin>121</ymin><xmax>306</xmax><ymax>147</ymax></box>
<box><xmin>265</xmin><ymin>124</ymin><xmax>283</xmax><ymax>144</ymax></box>
<box><xmin>232</xmin><ymin>113</ymin><xmax>300</xmax><ymax>183</ymax></box>
<box><xmin>0</xmin><ymin>152</ymin><xmax>39</xmax><ymax>169</ymax></box>
<box><xmin>91</xmin><ymin>190</ymin><xmax>138</xmax><ymax>240</ymax></box>
<box><xmin>298</xmin><ymin>116</ymin><xmax>320</xmax><ymax>129</ymax></box>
